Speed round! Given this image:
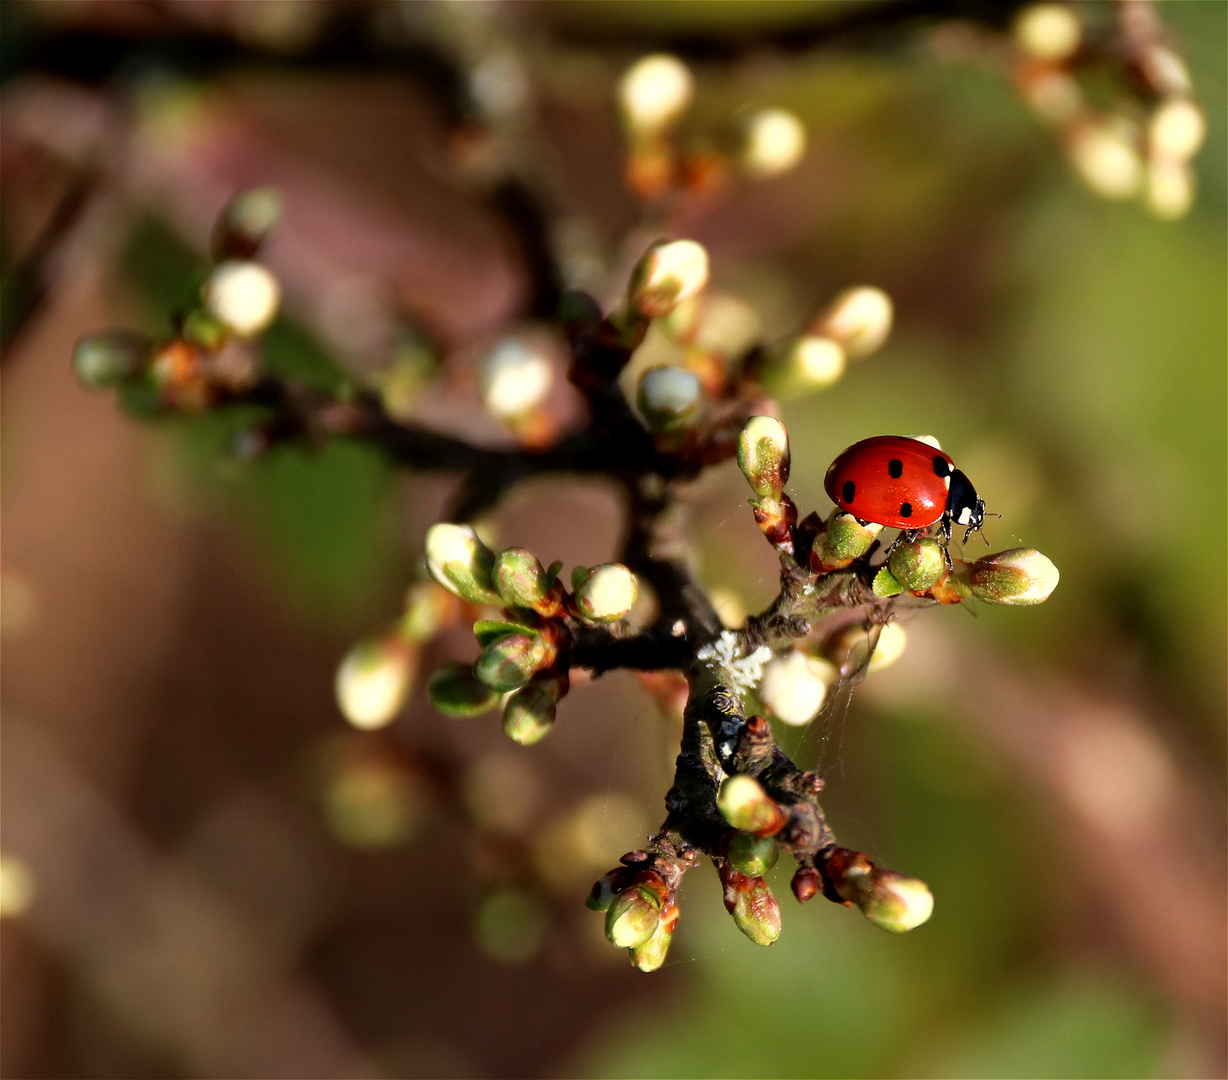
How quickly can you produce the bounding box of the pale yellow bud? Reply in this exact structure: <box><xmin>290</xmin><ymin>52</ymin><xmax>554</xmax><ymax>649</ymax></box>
<box><xmin>1149</xmin><ymin>99</ymin><xmax>1206</xmax><ymax>163</ymax></box>
<box><xmin>758</xmin><ymin>650</ymin><xmax>836</xmax><ymax>727</ymax></box>
<box><xmin>860</xmin><ymin>871</ymin><xmax>934</xmax><ymax>933</ymax></box>
<box><xmin>1068</xmin><ymin>123</ymin><xmax>1143</xmax><ymax>200</ymax></box>
<box><xmin>1013</xmin><ymin>4</ymin><xmax>1081</xmax><ymax>62</ymax></box>
<box><xmin>817</xmin><ymin>287</ymin><xmax>893</xmax><ymax>359</ymax></box>
<box><xmin>968</xmin><ymin>548</ymin><xmax>1060</xmax><ymax>605</ymax></box>
<box><xmin>743</xmin><ymin>108</ymin><xmax>807</xmax><ymax>178</ymax></box>
<box><xmin>203</xmin><ymin>260</ymin><xmax>281</xmax><ymax>335</ymax></box>
<box><xmin>574</xmin><ymin>563</ymin><xmax>639</xmax><ymax>623</ymax></box>
<box><xmin>630</xmin><ymin>240</ymin><xmax>710</xmax><ymax>319</ymax></box>
<box><xmin>867</xmin><ymin>621</ymin><xmax>907</xmax><ymax>673</ymax></box>
<box><xmin>335</xmin><ymin>635</ymin><xmax>416</xmax><ymax>731</ymax></box>
<box><xmin>424</xmin><ymin>523</ymin><xmax>499</xmax><ymax>605</ymax></box>
<box><xmin>482</xmin><ymin>338</ymin><xmax>553</xmax><ymax>421</ymax></box>
<box><xmin>1146</xmin><ymin>160</ymin><xmax>1195</xmax><ymax>221</ymax></box>
<box><xmin>619</xmin><ymin>54</ymin><xmax>693</xmax><ymax>134</ymax></box>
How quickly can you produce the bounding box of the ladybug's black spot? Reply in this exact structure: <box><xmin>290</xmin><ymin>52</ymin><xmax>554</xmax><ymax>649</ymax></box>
<box><xmin>899</xmin><ymin>502</ymin><xmax>913</xmax><ymax>518</ymax></box>
<box><xmin>887</xmin><ymin>458</ymin><xmax>904</xmax><ymax>478</ymax></box>
<box><xmin>933</xmin><ymin>455</ymin><xmax>951</xmax><ymax>477</ymax></box>
<box><xmin>842</xmin><ymin>480</ymin><xmax>856</xmax><ymax>504</ymax></box>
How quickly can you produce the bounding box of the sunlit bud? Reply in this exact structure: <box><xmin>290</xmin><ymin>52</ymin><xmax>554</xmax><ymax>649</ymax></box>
<box><xmin>605</xmin><ymin>885</ymin><xmax>662</xmax><ymax>948</ymax></box>
<box><xmin>574</xmin><ymin>563</ymin><xmax>638</xmax><ymax>623</ymax></box>
<box><xmin>619</xmin><ymin>54</ymin><xmax>694</xmax><ymax>134</ymax></box>
<box><xmin>503</xmin><ymin>681</ymin><xmax>559</xmax><ymax>745</ymax></box>
<box><xmin>0</xmin><ymin>854</ymin><xmax>36</xmax><ymax>918</ymax></box>
<box><xmin>1068</xmin><ymin>122</ymin><xmax>1143</xmax><ymax>200</ymax></box>
<box><xmin>1149</xmin><ymin>99</ymin><xmax>1205</xmax><ymax>163</ymax></box>
<box><xmin>399</xmin><ymin>581</ymin><xmax>456</xmax><ymax>643</ymax></box>
<box><xmin>824</xmin><ymin>511</ymin><xmax>883</xmax><ymax>561</ymax></box>
<box><xmin>857</xmin><ymin>870</ymin><xmax>934</xmax><ymax>933</ymax></box>
<box><xmin>474</xmin><ymin>632</ymin><xmax>550</xmax><ymax>693</ymax></box>
<box><xmin>637</xmin><ymin>366</ymin><xmax>702</xmax><ymax>432</ymax></box>
<box><xmin>493</xmin><ymin>547</ymin><xmax>550</xmax><ymax>608</ymax></box>
<box><xmin>424</xmin><ymin>523</ymin><xmax>500</xmax><ymax>605</ymax></box>
<box><xmin>872</xmin><ymin>565</ymin><xmax>905</xmax><ymax>598</ymax></box>
<box><xmin>762</xmin><ymin>334</ymin><xmax>846</xmax><ymax>397</ymax></box>
<box><xmin>72</xmin><ymin>331</ymin><xmax>152</xmax><ymax>388</ymax></box>
<box><xmin>726</xmin><ymin>832</ymin><xmax>780</xmax><ymax>878</ymax></box>
<box><xmin>203</xmin><ymin>260</ymin><xmax>281</xmax><ymax>336</ymax></box>
<box><xmin>791</xmin><ymin>865</ymin><xmax>820</xmax><ymax>904</ymax></box>
<box><xmin>586</xmin><ymin>867</ymin><xmax>633</xmax><ymax>912</ymax></box>
<box><xmin>867</xmin><ymin>620</ymin><xmax>907</xmax><ymax>673</ymax></box>
<box><xmin>334</xmin><ymin>634</ymin><xmax>416</xmax><ymax>730</ymax></box>
<box><xmin>1146</xmin><ymin>159</ymin><xmax>1195</xmax><ymax>221</ymax></box>
<box><xmin>1013</xmin><ymin>4</ymin><xmax>1081</xmax><ymax>62</ymax></box>
<box><xmin>213</xmin><ymin>186</ymin><xmax>282</xmax><ymax>259</ymax></box>
<box><xmin>758</xmin><ymin>649</ymin><xmax>836</xmax><ymax>727</ymax></box>
<box><xmin>482</xmin><ymin>337</ymin><xmax>553</xmax><ymax>421</ymax></box>
<box><xmin>630</xmin><ymin>902</ymin><xmax>678</xmax><ymax>972</ymax></box>
<box><xmin>717</xmin><ymin>774</ymin><xmax>786</xmax><ymax>837</ymax></box>
<box><xmin>1140</xmin><ymin>46</ymin><xmax>1192</xmax><ymax>98</ymax></box>
<box><xmin>629</xmin><ymin>240</ymin><xmax>710</xmax><ymax>320</ymax></box>
<box><xmin>815</xmin><ymin>287</ymin><xmax>893</xmax><ymax>360</ymax></box>
<box><xmin>968</xmin><ymin>547</ymin><xmax>1060</xmax><ymax>605</ymax></box>
<box><xmin>737</xmin><ymin>415</ymin><xmax>790</xmax><ymax>500</ymax></box>
<box><xmin>426</xmin><ymin>661</ymin><xmax>500</xmax><ymax>717</ymax></box>
<box><xmin>742</xmin><ymin>108</ymin><xmax>807</xmax><ymax>178</ymax></box>
<box><xmin>888</xmin><ymin>538</ymin><xmax>946</xmax><ymax>592</ymax></box>
<box><xmin>721</xmin><ymin>867</ymin><xmax>781</xmax><ymax>946</ymax></box>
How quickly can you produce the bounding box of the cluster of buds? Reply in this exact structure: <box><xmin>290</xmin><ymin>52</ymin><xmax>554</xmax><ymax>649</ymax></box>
<box><xmin>618</xmin><ymin>53</ymin><xmax>808</xmax><ymax>201</ymax></box>
<box><xmin>72</xmin><ymin>187</ymin><xmax>283</xmax><ymax>411</ymax></box>
<box><xmin>588</xmin><ymin>855</ymin><xmax>683</xmax><ymax>972</ymax></box>
<box><xmin>1010</xmin><ymin>2</ymin><xmax>1204</xmax><ymax>219</ymax></box>
<box><xmin>873</xmin><ymin>545</ymin><xmax>1061</xmax><ymax>608</ymax></box>
<box><xmin>421</xmin><ymin>524</ymin><xmax>639</xmax><ymax>745</ymax></box>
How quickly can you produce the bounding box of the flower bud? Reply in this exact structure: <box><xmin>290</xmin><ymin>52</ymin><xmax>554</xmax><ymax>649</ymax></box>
<box><xmin>1147</xmin><ymin>159</ymin><xmax>1195</xmax><ymax>220</ymax></box>
<box><xmin>824</xmin><ymin>511</ymin><xmax>883</xmax><ymax>561</ymax></box>
<box><xmin>967</xmin><ymin>548</ymin><xmax>1060</xmax><ymax>605</ymax></box>
<box><xmin>213</xmin><ymin>186</ymin><xmax>282</xmax><ymax>259</ymax></box>
<box><xmin>760</xmin><ymin>335</ymin><xmax>846</xmax><ymax>396</ymax></box>
<box><xmin>619</xmin><ymin>54</ymin><xmax>693</xmax><ymax>134</ymax></box>
<box><xmin>424</xmin><ymin>523</ymin><xmax>500</xmax><ymax>605</ymax></box>
<box><xmin>742</xmin><ymin>108</ymin><xmax>807</xmax><ymax>178</ymax></box>
<box><xmin>1013</xmin><ymin>4</ymin><xmax>1081</xmax><ymax>62</ymax></box>
<box><xmin>1068</xmin><ymin>122</ymin><xmax>1143</xmax><ymax>200</ymax></box>
<box><xmin>335</xmin><ymin>634</ymin><xmax>416</xmax><ymax>731</ymax></box>
<box><xmin>586</xmin><ymin>867</ymin><xmax>632</xmax><ymax>912</ymax></box>
<box><xmin>856</xmin><ymin>870</ymin><xmax>934</xmax><ymax>934</ymax></box>
<box><xmin>814</xmin><ymin>287</ymin><xmax>893</xmax><ymax>360</ymax></box>
<box><xmin>630</xmin><ymin>902</ymin><xmax>679</xmax><ymax>972</ymax></box>
<box><xmin>721</xmin><ymin>867</ymin><xmax>781</xmax><ymax>946</ymax></box>
<box><xmin>482</xmin><ymin>337</ymin><xmax>553</xmax><ymax>422</ymax></box>
<box><xmin>872</xmin><ymin>565</ymin><xmax>905</xmax><ymax>598</ymax></box>
<box><xmin>1149</xmin><ymin>98</ymin><xmax>1206</xmax><ymax>163</ymax></box>
<box><xmin>888</xmin><ymin>538</ymin><xmax>946</xmax><ymax>592</ymax></box>
<box><xmin>737</xmin><ymin>416</ymin><xmax>790</xmax><ymax>500</ymax></box>
<box><xmin>717</xmin><ymin>774</ymin><xmax>786</xmax><ymax>837</ymax></box>
<box><xmin>72</xmin><ymin>332</ymin><xmax>151</xmax><ymax>388</ymax></box>
<box><xmin>605</xmin><ymin>885</ymin><xmax>661</xmax><ymax>948</ymax></box>
<box><xmin>867</xmin><ymin>620</ymin><xmax>907</xmax><ymax>673</ymax></box>
<box><xmin>757</xmin><ymin>650</ymin><xmax>836</xmax><ymax>727</ymax></box>
<box><xmin>502</xmin><ymin>682</ymin><xmax>558</xmax><ymax>745</ymax></box>
<box><xmin>791</xmin><ymin>865</ymin><xmax>820</xmax><ymax>904</ymax></box>
<box><xmin>474</xmin><ymin>632</ymin><xmax>550</xmax><ymax>693</ymax></box>
<box><xmin>726</xmin><ymin>832</ymin><xmax>780</xmax><ymax>878</ymax></box>
<box><xmin>203</xmin><ymin>260</ymin><xmax>281</xmax><ymax>336</ymax></box>
<box><xmin>637</xmin><ymin>366</ymin><xmax>701</xmax><ymax>432</ymax></box>
<box><xmin>573</xmin><ymin>563</ymin><xmax>638</xmax><ymax>624</ymax></box>
<box><xmin>493</xmin><ymin>547</ymin><xmax>550</xmax><ymax>608</ymax></box>
<box><xmin>399</xmin><ymin>581</ymin><xmax>456</xmax><ymax>643</ymax></box>
<box><xmin>629</xmin><ymin>240</ymin><xmax>709</xmax><ymax>320</ymax></box>
<box><xmin>426</xmin><ymin>661</ymin><xmax>500</xmax><ymax>717</ymax></box>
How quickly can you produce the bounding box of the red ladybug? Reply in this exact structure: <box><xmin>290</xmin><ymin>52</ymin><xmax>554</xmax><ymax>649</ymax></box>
<box><xmin>824</xmin><ymin>435</ymin><xmax>986</xmax><ymax>542</ymax></box>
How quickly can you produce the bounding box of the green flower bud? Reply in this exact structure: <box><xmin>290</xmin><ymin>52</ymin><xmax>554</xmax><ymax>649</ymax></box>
<box><xmin>502</xmin><ymin>682</ymin><xmax>558</xmax><ymax>745</ymax></box>
<box><xmin>574</xmin><ymin>563</ymin><xmax>638</xmax><ymax>623</ymax></box>
<box><xmin>815</xmin><ymin>287</ymin><xmax>893</xmax><ymax>359</ymax></box>
<box><xmin>72</xmin><ymin>332</ymin><xmax>151</xmax><ymax>388</ymax></box>
<box><xmin>629</xmin><ymin>240</ymin><xmax>710</xmax><ymax>320</ymax></box>
<box><xmin>872</xmin><ymin>565</ymin><xmax>905</xmax><ymax>597</ymax></box>
<box><xmin>737</xmin><ymin>416</ymin><xmax>790</xmax><ymax>500</ymax></box>
<box><xmin>856</xmin><ymin>870</ymin><xmax>934</xmax><ymax>934</ymax></box>
<box><xmin>203</xmin><ymin>260</ymin><xmax>281</xmax><ymax>336</ymax></box>
<box><xmin>727</xmin><ymin>833</ymin><xmax>780</xmax><ymax>878</ymax></box>
<box><xmin>968</xmin><ymin>548</ymin><xmax>1060</xmax><ymax>605</ymax></box>
<box><xmin>493</xmin><ymin>547</ymin><xmax>550</xmax><ymax>608</ymax></box>
<box><xmin>213</xmin><ymin>186</ymin><xmax>282</xmax><ymax>259</ymax></box>
<box><xmin>474</xmin><ymin>632</ymin><xmax>550</xmax><ymax>693</ymax></box>
<box><xmin>334</xmin><ymin>634</ymin><xmax>416</xmax><ymax>731</ymax></box>
<box><xmin>637</xmin><ymin>366</ymin><xmax>701</xmax><ymax>432</ymax></box>
<box><xmin>630</xmin><ymin>903</ymin><xmax>679</xmax><ymax>972</ymax></box>
<box><xmin>824</xmin><ymin>511</ymin><xmax>883</xmax><ymax>561</ymax></box>
<box><xmin>722</xmin><ymin>869</ymin><xmax>781</xmax><ymax>946</ymax></box>
<box><xmin>426</xmin><ymin>661</ymin><xmax>500</xmax><ymax>717</ymax></box>
<box><xmin>586</xmin><ymin>868</ymin><xmax>631</xmax><ymax>912</ymax></box>
<box><xmin>717</xmin><ymin>775</ymin><xmax>785</xmax><ymax>837</ymax></box>
<box><xmin>888</xmin><ymin>538</ymin><xmax>946</xmax><ymax>592</ymax></box>
<box><xmin>758</xmin><ymin>650</ymin><xmax>836</xmax><ymax>727</ymax></box>
<box><xmin>424</xmin><ymin>523</ymin><xmax>500</xmax><ymax>605</ymax></box>
<box><xmin>605</xmin><ymin>885</ymin><xmax>661</xmax><ymax>948</ymax></box>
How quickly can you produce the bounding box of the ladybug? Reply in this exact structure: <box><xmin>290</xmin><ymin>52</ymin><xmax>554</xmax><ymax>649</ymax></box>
<box><xmin>823</xmin><ymin>435</ymin><xmax>986</xmax><ymax>543</ymax></box>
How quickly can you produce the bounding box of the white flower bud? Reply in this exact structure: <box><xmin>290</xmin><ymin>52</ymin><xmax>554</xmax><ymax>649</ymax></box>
<box><xmin>860</xmin><ymin>872</ymin><xmax>934</xmax><ymax>933</ymax></box>
<box><xmin>816</xmin><ymin>287</ymin><xmax>893</xmax><ymax>359</ymax></box>
<box><xmin>619</xmin><ymin>54</ymin><xmax>693</xmax><ymax>134</ymax></box>
<box><xmin>1013</xmin><ymin>4</ymin><xmax>1082</xmax><ymax>62</ymax></box>
<box><xmin>335</xmin><ymin>635</ymin><xmax>416</xmax><ymax>731</ymax></box>
<box><xmin>758</xmin><ymin>650</ymin><xmax>836</xmax><ymax>726</ymax></box>
<box><xmin>1146</xmin><ymin>159</ymin><xmax>1195</xmax><ymax>221</ymax></box>
<box><xmin>1068</xmin><ymin>123</ymin><xmax>1143</xmax><ymax>200</ymax></box>
<box><xmin>574</xmin><ymin>563</ymin><xmax>638</xmax><ymax>623</ymax></box>
<box><xmin>867</xmin><ymin>621</ymin><xmax>907</xmax><ymax>674</ymax></box>
<box><xmin>787</xmin><ymin>335</ymin><xmax>846</xmax><ymax>390</ymax></box>
<box><xmin>630</xmin><ymin>240</ymin><xmax>710</xmax><ymax>319</ymax></box>
<box><xmin>1149</xmin><ymin>99</ymin><xmax>1205</xmax><ymax>163</ymax></box>
<box><xmin>203</xmin><ymin>260</ymin><xmax>281</xmax><ymax>336</ymax></box>
<box><xmin>737</xmin><ymin>415</ymin><xmax>790</xmax><ymax>499</ymax></box>
<box><xmin>743</xmin><ymin>108</ymin><xmax>807</xmax><ymax>178</ymax></box>
<box><xmin>969</xmin><ymin>548</ymin><xmax>1060</xmax><ymax>605</ymax></box>
<box><xmin>482</xmin><ymin>338</ymin><xmax>553</xmax><ymax>421</ymax></box>
<box><xmin>637</xmin><ymin>366</ymin><xmax>701</xmax><ymax>431</ymax></box>
<box><xmin>424</xmin><ymin>523</ymin><xmax>500</xmax><ymax>605</ymax></box>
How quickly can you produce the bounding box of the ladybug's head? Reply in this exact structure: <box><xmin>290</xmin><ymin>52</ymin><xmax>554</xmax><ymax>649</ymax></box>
<box><xmin>947</xmin><ymin>469</ymin><xmax>986</xmax><ymax>543</ymax></box>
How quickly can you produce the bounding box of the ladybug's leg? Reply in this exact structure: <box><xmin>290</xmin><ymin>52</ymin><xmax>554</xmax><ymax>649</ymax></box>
<box><xmin>939</xmin><ymin>515</ymin><xmax>954</xmax><ymax>574</ymax></box>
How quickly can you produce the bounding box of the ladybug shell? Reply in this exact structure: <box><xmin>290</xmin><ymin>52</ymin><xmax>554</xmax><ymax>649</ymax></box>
<box><xmin>824</xmin><ymin>436</ymin><xmax>955</xmax><ymax>529</ymax></box>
